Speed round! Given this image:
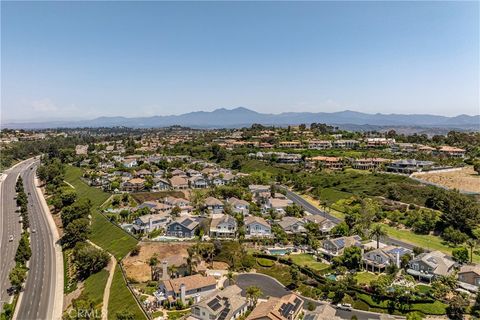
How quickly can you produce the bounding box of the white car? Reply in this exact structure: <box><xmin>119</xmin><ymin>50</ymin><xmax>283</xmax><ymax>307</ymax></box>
<box><xmin>9</xmin><ymin>235</ymin><xmax>14</xmax><ymax>242</ymax></box>
<box><xmin>31</xmin><ymin>229</ymin><xmax>36</xmax><ymax>233</ymax></box>
<box><xmin>336</xmin><ymin>303</ymin><xmax>352</xmax><ymax>311</ymax></box>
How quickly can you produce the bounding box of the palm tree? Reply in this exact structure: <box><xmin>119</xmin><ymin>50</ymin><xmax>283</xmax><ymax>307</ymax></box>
<box><xmin>466</xmin><ymin>239</ymin><xmax>478</xmax><ymax>263</ymax></box>
<box><xmin>246</xmin><ymin>286</ymin><xmax>262</xmax><ymax>308</ymax></box>
<box><xmin>370</xmin><ymin>224</ymin><xmax>387</xmax><ymax>249</ymax></box>
<box><xmin>148</xmin><ymin>255</ymin><xmax>158</xmax><ymax>280</ymax></box>
<box><xmin>226</xmin><ymin>271</ymin><xmax>235</xmax><ymax>286</ymax></box>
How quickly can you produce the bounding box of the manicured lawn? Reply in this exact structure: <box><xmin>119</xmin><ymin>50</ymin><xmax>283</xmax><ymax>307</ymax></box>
<box><xmin>257</xmin><ymin>257</ymin><xmax>275</xmax><ymax>267</ymax></box>
<box><xmin>354</xmin><ymin>272</ymin><xmax>379</xmax><ymax>285</ymax></box>
<box><xmin>288</xmin><ymin>254</ymin><xmax>329</xmax><ymax>272</ymax></box>
<box><xmin>357</xmin><ymin>293</ymin><xmax>447</xmax><ymax>315</ymax></box>
<box><xmin>167</xmin><ymin>309</ymin><xmax>191</xmax><ymax>320</ymax></box>
<box><xmin>108</xmin><ymin>267</ymin><xmax>146</xmax><ymax>320</ymax></box>
<box><xmin>65</xmin><ymin>166</ymin><xmax>138</xmax><ymax>260</ymax></box>
<box><xmin>318</xmin><ymin>188</ymin><xmax>352</xmax><ymax>204</ymax></box>
<box><xmin>80</xmin><ymin>269</ymin><xmax>109</xmax><ymax>308</ymax></box>
<box><xmin>382</xmin><ymin>224</ymin><xmax>480</xmax><ymax>263</ymax></box>
<box><xmin>300</xmin><ymin>194</ymin><xmax>345</xmax><ymax>219</ymax></box>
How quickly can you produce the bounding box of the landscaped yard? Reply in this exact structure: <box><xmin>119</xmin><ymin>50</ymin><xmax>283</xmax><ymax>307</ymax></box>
<box><xmin>108</xmin><ymin>267</ymin><xmax>146</xmax><ymax>320</ymax></box>
<box><xmin>354</xmin><ymin>271</ymin><xmax>379</xmax><ymax>285</ymax></box>
<box><xmin>256</xmin><ymin>262</ymin><xmax>292</xmax><ymax>286</ymax></box>
<box><xmin>167</xmin><ymin>309</ymin><xmax>191</xmax><ymax>320</ymax></box>
<box><xmin>65</xmin><ymin>166</ymin><xmax>138</xmax><ymax>260</ymax></box>
<box><xmin>288</xmin><ymin>254</ymin><xmax>329</xmax><ymax>272</ymax></box>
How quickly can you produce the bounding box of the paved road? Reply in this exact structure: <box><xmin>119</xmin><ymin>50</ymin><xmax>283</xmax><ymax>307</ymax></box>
<box><xmin>236</xmin><ymin>273</ymin><xmax>404</xmax><ymax>320</ymax></box>
<box><xmin>0</xmin><ymin>160</ymin><xmax>32</xmax><ymax>311</ymax></box>
<box><xmin>279</xmin><ymin>186</ymin><xmax>416</xmax><ymax>250</ymax></box>
<box><xmin>15</xmin><ymin>161</ymin><xmax>57</xmax><ymax>320</ymax></box>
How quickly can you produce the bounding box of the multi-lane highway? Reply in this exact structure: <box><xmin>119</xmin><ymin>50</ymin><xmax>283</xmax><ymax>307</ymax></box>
<box><xmin>0</xmin><ymin>160</ymin><xmax>32</xmax><ymax>311</ymax></box>
<box><xmin>0</xmin><ymin>158</ymin><xmax>60</xmax><ymax>319</ymax></box>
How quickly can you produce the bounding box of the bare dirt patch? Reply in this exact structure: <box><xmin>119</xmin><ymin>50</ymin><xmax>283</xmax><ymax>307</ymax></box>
<box><xmin>412</xmin><ymin>166</ymin><xmax>480</xmax><ymax>194</ymax></box>
<box><xmin>123</xmin><ymin>242</ymin><xmax>194</xmax><ymax>282</ymax></box>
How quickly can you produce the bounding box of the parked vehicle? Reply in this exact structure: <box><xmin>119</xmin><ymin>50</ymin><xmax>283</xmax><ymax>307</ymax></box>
<box><xmin>336</xmin><ymin>303</ymin><xmax>352</xmax><ymax>311</ymax></box>
<box><xmin>9</xmin><ymin>235</ymin><xmax>14</xmax><ymax>242</ymax></box>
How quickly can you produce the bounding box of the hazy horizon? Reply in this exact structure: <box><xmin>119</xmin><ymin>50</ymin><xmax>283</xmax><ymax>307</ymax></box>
<box><xmin>2</xmin><ymin>1</ymin><xmax>479</xmax><ymax>122</ymax></box>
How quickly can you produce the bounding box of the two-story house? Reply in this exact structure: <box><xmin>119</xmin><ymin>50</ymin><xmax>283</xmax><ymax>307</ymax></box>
<box><xmin>458</xmin><ymin>265</ymin><xmax>480</xmax><ymax>292</ymax></box>
<box><xmin>204</xmin><ymin>197</ymin><xmax>224</xmax><ymax>214</ymax></box>
<box><xmin>303</xmin><ymin>215</ymin><xmax>336</xmax><ymax>234</ymax></box>
<box><xmin>362</xmin><ymin>246</ymin><xmax>412</xmax><ymax>272</ymax></box>
<box><xmin>158</xmin><ymin>274</ymin><xmax>217</xmax><ymax>304</ymax></box>
<box><xmin>277</xmin><ymin>217</ymin><xmax>306</xmax><ymax>234</ymax></box>
<box><xmin>244</xmin><ymin>216</ymin><xmax>272</xmax><ymax>238</ymax></box>
<box><xmin>132</xmin><ymin>212</ymin><xmax>171</xmax><ymax>234</ymax></box>
<box><xmin>227</xmin><ymin>197</ymin><xmax>250</xmax><ymax>215</ymax></box>
<box><xmin>246</xmin><ymin>294</ymin><xmax>304</xmax><ymax>320</ymax></box>
<box><xmin>209</xmin><ymin>214</ymin><xmax>237</xmax><ymax>238</ymax></box>
<box><xmin>166</xmin><ymin>217</ymin><xmax>199</xmax><ymax>238</ymax></box>
<box><xmin>407</xmin><ymin>250</ymin><xmax>456</xmax><ymax>282</ymax></box>
<box><xmin>319</xmin><ymin>235</ymin><xmax>362</xmax><ymax>259</ymax></box>
<box><xmin>191</xmin><ymin>285</ymin><xmax>248</xmax><ymax>320</ymax></box>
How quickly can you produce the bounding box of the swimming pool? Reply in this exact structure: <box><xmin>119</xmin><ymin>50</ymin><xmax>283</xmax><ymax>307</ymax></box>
<box><xmin>267</xmin><ymin>248</ymin><xmax>290</xmax><ymax>255</ymax></box>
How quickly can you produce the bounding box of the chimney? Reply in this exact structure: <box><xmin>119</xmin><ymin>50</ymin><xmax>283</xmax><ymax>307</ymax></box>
<box><xmin>161</xmin><ymin>261</ymin><xmax>169</xmax><ymax>280</ymax></box>
<box><xmin>180</xmin><ymin>283</ymin><xmax>186</xmax><ymax>304</ymax></box>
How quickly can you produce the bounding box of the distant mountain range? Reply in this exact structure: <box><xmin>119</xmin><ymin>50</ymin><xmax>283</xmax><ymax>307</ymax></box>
<box><xmin>2</xmin><ymin>107</ymin><xmax>479</xmax><ymax>131</ymax></box>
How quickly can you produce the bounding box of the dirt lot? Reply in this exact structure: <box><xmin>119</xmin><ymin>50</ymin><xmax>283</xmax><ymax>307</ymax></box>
<box><xmin>123</xmin><ymin>242</ymin><xmax>194</xmax><ymax>282</ymax></box>
<box><xmin>412</xmin><ymin>166</ymin><xmax>480</xmax><ymax>194</ymax></box>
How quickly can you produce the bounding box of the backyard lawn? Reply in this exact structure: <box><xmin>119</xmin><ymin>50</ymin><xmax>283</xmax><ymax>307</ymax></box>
<box><xmin>354</xmin><ymin>271</ymin><xmax>379</xmax><ymax>285</ymax></box>
<box><xmin>65</xmin><ymin>166</ymin><xmax>138</xmax><ymax>260</ymax></box>
<box><xmin>288</xmin><ymin>254</ymin><xmax>329</xmax><ymax>272</ymax></box>
<box><xmin>108</xmin><ymin>267</ymin><xmax>146</xmax><ymax>320</ymax></box>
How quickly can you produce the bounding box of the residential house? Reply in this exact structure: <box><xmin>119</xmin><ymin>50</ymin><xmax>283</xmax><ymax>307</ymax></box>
<box><xmin>307</xmin><ymin>140</ymin><xmax>332</xmax><ymax>150</ymax></box>
<box><xmin>158</xmin><ymin>274</ymin><xmax>217</xmax><ymax>304</ymax></box>
<box><xmin>351</xmin><ymin>158</ymin><xmax>389</xmax><ymax>170</ymax></box>
<box><xmin>163</xmin><ymin>197</ymin><xmax>192</xmax><ymax>214</ymax></box>
<box><xmin>171</xmin><ymin>169</ymin><xmax>187</xmax><ymax>177</ymax></box>
<box><xmin>366</xmin><ymin>138</ymin><xmax>395</xmax><ymax>148</ymax></box>
<box><xmin>303</xmin><ymin>215</ymin><xmax>336</xmax><ymax>234</ymax></box>
<box><xmin>307</xmin><ymin>156</ymin><xmax>343</xmax><ymax>170</ymax></box>
<box><xmin>304</xmin><ymin>304</ymin><xmax>341</xmax><ymax>320</ymax></box>
<box><xmin>132</xmin><ymin>212</ymin><xmax>171</xmax><ymax>234</ymax></box>
<box><xmin>135</xmin><ymin>169</ymin><xmax>152</xmax><ymax>178</ymax></box>
<box><xmin>170</xmin><ymin>176</ymin><xmax>189</xmax><ymax>190</ymax></box>
<box><xmin>204</xmin><ymin>197</ymin><xmax>224</xmax><ymax>214</ymax></box>
<box><xmin>245</xmin><ymin>216</ymin><xmax>272</xmax><ymax>238</ymax></box>
<box><xmin>278</xmin><ymin>141</ymin><xmax>303</xmax><ymax>149</ymax></box>
<box><xmin>265</xmin><ymin>198</ymin><xmax>293</xmax><ymax>215</ymax></box>
<box><xmin>458</xmin><ymin>265</ymin><xmax>480</xmax><ymax>292</ymax></box>
<box><xmin>122</xmin><ymin>178</ymin><xmax>145</xmax><ymax>192</ymax></box>
<box><xmin>277</xmin><ymin>217</ymin><xmax>306</xmax><ymax>234</ymax></box>
<box><xmin>436</xmin><ymin>146</ymin><xmax>466</xmax><ymax>158</ymax></box>
<box><xmin>407</xmin><ymin>250</ymin><xmax>456</xmax><ymax>281</ymax></box>
<box><xmin>227</xmin><ymin>197</ymin><xmax>250</xmax><ymax>215</ymax></box>
<box><xmin>362</xmin><ymin>246</ymin><xmax>412</xmax><ymax>272</ymax></box>
<box><xmin>166</xmin><ymin>217</ymin><xmax>199</xmax><ymax>238</ymax></box>
<box><xmin>190</xmin><ymin>176</ymin><xmax>209</xmax><ymax>189</ymax></box>
<box><xmin>332</xmin><ymin>139</ymin><xmax>359</xmax><ymax>149</ymax></box>
<box><xmin>246</xmin><ymin>294</ymin><xmax>304</xmax><ymax>320</ymax></box>
<box><xmin>152</xmin><ymin>178</ymin><xmax>171</xmax><ymax>191</ymax></box>
<box><xmin>191</xmin><ymin>285</ymin><xmax>248</xmax><ymax>320</ymax></box>
<box><xmin>386</xmin><ymin>159</ymin><xmax>434</xmax><ymax>174</ymax></box>
<box><xmin>209</xmin><ymin>214</ymin><xmax>237</xmax><ymax>238</ymax></box>
<box><xmin>320</xmin><ymin>235</ymin><xmax>362</xmax><ymax>258</ymax></box>
<box><xmin>123</xmin><ymin>158</ymin><xmax>138</xmax><ymax>168</ymax></box>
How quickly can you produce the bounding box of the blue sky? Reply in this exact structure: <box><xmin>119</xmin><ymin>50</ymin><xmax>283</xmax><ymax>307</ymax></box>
<box><xmin>1</xmin><ymin>1</ymin><xmax>478</xmax><ymax>121</ymax></box>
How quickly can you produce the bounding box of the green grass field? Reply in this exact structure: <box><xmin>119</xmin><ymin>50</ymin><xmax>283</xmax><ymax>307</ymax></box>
<box><xmin>382</xmin><ymin>224</ymin><xmax>480</xmax><ymax>263</ymax></box>
<box><xmin>318</xmin><ymin>188</ymin><xmax>352</xmax><ymax>204</ymax></box>
<box><xmin>108</xmin><ymin>267</ymin><xmax>146</xmax><ymax>320</ymax></box>
<box><xmin>65</xmin><ymin>166</ymin><xmax>138</xmax><ymax>260</ymax></box>
<box><xmin>354</xmin><ymin>272</ymin><xmax>380</xmax><ymax>285</ymax></box>
<box><xmin>357</xmin><ymin>293</ymin><xmax>447</xmax><ymax>315</ymax></box>
<box><xmin>288</xmin><ymin>254</ymin><xmax>329</xmax><ymax>272</ymax></box>
<box><xmin>80</xmin><ymin>269</ymin><xmax>109</xmax><ymax>308</ymax></box>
